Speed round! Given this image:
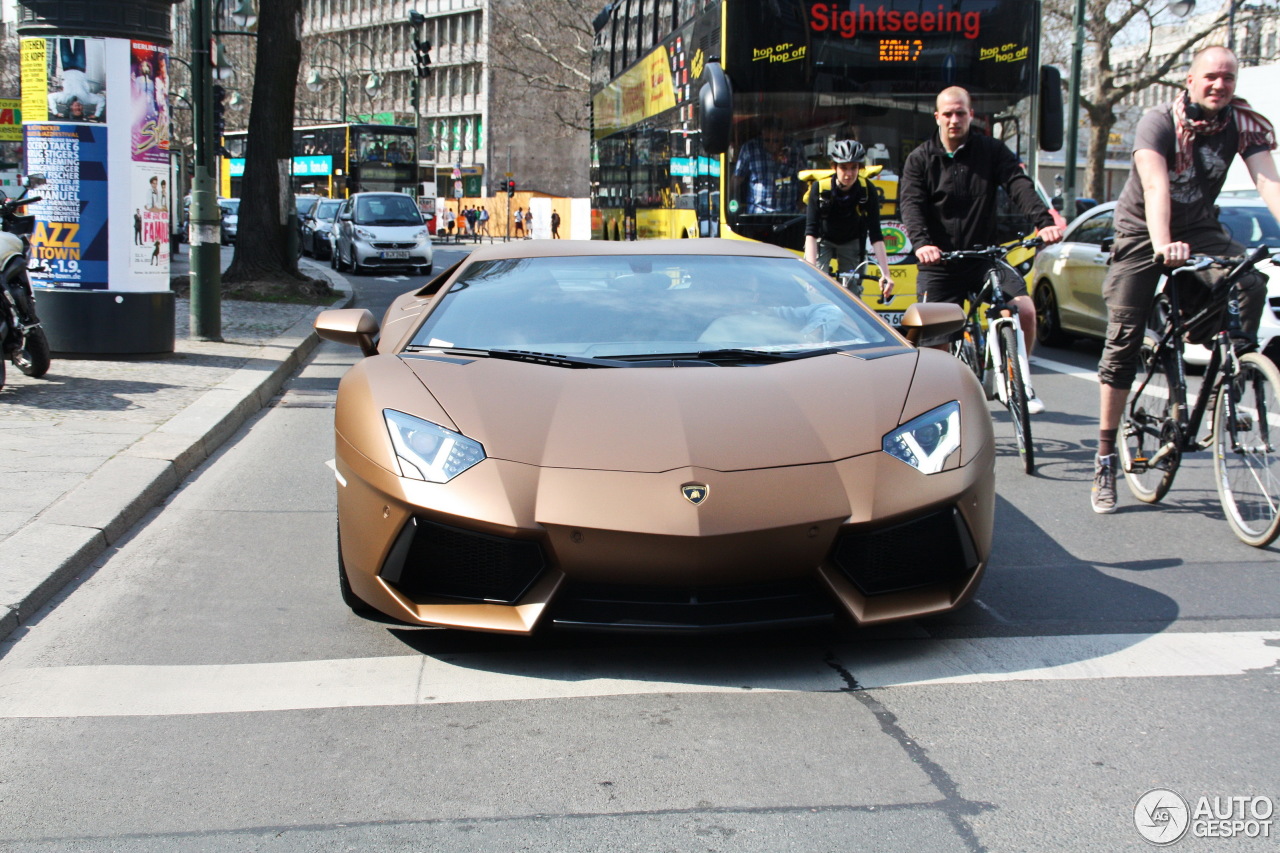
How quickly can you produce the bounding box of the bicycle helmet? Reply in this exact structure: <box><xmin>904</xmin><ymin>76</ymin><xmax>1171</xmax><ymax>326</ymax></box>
<box><xmin>829</xmin><ymin>139</ymin><xmax>866</xmax><ymax>164</ymax></box>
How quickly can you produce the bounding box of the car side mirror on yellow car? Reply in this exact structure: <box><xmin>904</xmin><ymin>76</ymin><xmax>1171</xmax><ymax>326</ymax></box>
<box><xmin>898</xmin><ymin>302</ymin><xmax>965</xmax><ymax>348</ymax></box>
<box><xmin>315</xmin><ymin>308</ymin><xmax>379</xmax><ymax>357</ymax></box>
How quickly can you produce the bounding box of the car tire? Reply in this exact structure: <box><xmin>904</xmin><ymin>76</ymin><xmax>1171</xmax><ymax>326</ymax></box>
<box><xmin>330</xmin><ymin>247</ymin><xmax>339</xmax><ymax>270</ymax></box>
<box><xmin>337</xmin><ymin>526</ymin><xmax>379</xmax><ymax>616</ymax></box>
<box><xmin>1034</xmin><ymin>280</ymin><xmax>1073</xmax><ymax>347</ymax></box>
<box><xmin>415</xmin><ymin>263</ymin><xmax>432</xmax><ymax>276</ymax></box>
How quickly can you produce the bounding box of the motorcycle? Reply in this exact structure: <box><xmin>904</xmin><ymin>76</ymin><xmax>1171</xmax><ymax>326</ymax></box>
<box><xmin>0</xmin><ymin>175</ymin><xmax>50</xmax><ymax>391</ymax></box>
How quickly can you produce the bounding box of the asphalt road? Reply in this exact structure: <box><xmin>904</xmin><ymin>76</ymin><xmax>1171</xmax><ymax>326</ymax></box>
<box><xmin>1</xmin><ymin>247</ymin><xmax>1277</xmax><ymax>852</ymax></box>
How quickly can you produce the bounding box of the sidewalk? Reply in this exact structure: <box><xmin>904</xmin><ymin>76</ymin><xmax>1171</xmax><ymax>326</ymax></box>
<box><xmin>0</xmin><ymin>246</ymin><xmax>352</xmax><ymax>641</ymax></box>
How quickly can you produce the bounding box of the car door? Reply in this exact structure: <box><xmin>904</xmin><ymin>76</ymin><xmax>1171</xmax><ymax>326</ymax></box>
<box><xmin>1054</xmin><ymin>206</ymin><xmax>1115</xmax><ymax>337</ymax></box>
<box><xmin>335</xmin><ymin>199</ymin><xmax>353</xmax><ymax>259</ymax></box>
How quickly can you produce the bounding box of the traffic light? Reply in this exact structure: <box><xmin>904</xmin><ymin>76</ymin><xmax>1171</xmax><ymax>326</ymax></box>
<box><xmin>410</xmin><ymin>78</ymin><xmax>418</xmax><ymax>110</ymax></box>
<box><xmin>506</xmin><ymin>179</ymin><xmax>515</xmax><ymax>197</ymax></box>
<box><xmin>413</xmin><ymin>37</ymin><xmax>433</xmax><ymax>78</ymax></box>
<box><xmin>212</xmin><ymin>84</ymin><xmax>230</xmax><ymax>156</ymax></box>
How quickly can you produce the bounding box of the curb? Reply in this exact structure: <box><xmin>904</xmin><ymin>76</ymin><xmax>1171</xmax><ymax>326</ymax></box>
<box><xmin>0</xmin><ymin>260</ymin><xmax>352</xmax><ymax>642</ymax></box>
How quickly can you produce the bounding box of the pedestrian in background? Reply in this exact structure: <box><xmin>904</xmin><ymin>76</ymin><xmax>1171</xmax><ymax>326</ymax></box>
<box><xmin>514</xmin><ymin>206</ymin><xmax>525</xmax><ymax>239</ymax></box>
<box><xmin>551</xmin><ymin>209</ymin><xmax>561</xmax><ymax>239</ymax></box>
<box><xmin>524</xmin><ymin>208</ymin><xmax>533</xmax><ymax>238</ymax></box>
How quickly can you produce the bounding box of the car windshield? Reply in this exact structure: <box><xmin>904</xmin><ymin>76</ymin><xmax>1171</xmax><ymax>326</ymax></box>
<box><xmin>1218</xmin><ymin>204</ymin><xmax>1280</xmax><ymax>250</ymax></box>
<box><xmin>315</xmin><ymin>200</ymin><xmax>342</xmax><ymax>222</ymax></box>
<box><xmin>410</xmin><ymin>255</ymin><xmax>896</xmax><ymax>357</ymax></box>
<box><xmin>296</xmin><ymin>197</ymin><xmax>321</xmax><ymax>217</ymax></box>
<box><xmin>354</xmin><ymin>195</ymin><xmax>423</xmax><ymax>226</ymax></box>
<box><xmin>219</xmin><ymin>200</ymin><xmax>239</xmax><ymax>215</ymax></box>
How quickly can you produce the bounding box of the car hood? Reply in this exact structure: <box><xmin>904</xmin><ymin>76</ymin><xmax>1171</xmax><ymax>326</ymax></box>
<box><xmin>352</xmin><ymin>224</ymin><xmax>423</xmax><ymax>238</ymax></box>
<box><xmin>398</xmin><ymin>351</ymin><xmax>920</xmax><ymax>472</ymax></box>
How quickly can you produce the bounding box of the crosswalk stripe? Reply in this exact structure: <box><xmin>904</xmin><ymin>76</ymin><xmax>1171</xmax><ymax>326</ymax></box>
<box><xmin>0</xmin><ymin>631</ymin><xmax>1275</xmax><ymax>718</ymax></box>
<box><xmin>1029</xmin><ymin>354</ymin><xmax>1100</xmax><ymax>383</ymax></box>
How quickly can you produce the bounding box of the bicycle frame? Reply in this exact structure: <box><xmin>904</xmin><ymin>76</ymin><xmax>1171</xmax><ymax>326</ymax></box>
<box><xmin>961</xmin><ymin>263</ymin><xmax>1034</xmax><ymax>405</ymax></box>
<box><xmin>1130</xmin><ymin>267</ymin><xmax>1245</xmax><ymax>459</ymax></box>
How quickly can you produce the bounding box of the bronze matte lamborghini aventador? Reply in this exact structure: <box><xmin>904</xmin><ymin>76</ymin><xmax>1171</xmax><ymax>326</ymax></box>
<box><xmin>315</xmin><ymin>239</ymin><xmax>992</xmax><ymax>634</ymax></box>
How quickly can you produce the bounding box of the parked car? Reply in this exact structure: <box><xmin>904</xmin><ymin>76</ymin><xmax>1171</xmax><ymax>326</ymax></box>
<box><xmin>331</xmin><ymin>192</ymin><xmax>433</xmax><ymax>275</ymax></box>
<box><xmin>1032</xmin><ymin>198</ymin><xmax>1280</xmax><ymax>365</ymax></box>
<box><xmin>218</xmin><ymin>198</ymin><xmax>239</xmax><ymax>245</ymax></box>
<box><xmin>300</xmin><ymin>198</ymin><xmax>342</xmax><ymax>259</ymax></box>
<box><xmin>313</xmin><ymin>238</ymin><xmax>990</xmax><ymax>634</ymax></box>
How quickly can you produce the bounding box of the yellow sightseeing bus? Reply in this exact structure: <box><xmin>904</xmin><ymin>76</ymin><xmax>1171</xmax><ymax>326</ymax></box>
<box><xmin>589</xmin><ymin>0</ymin><xmax>1063</xmax><ymax>324</ymax></box>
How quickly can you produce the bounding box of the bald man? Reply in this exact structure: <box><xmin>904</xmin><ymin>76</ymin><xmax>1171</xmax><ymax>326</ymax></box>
<box><xmin>900</xmin><ymin>86</ymin><xmax>1063</xmax><ymax>387</ymax></box>
<box><xmin>1090</xmin><ymin>45</ymin><xmax>1280</xmax><ymax>514</ymax></box>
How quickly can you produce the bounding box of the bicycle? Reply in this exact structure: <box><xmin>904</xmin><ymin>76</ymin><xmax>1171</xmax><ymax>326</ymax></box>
<box><xmin>1119</xmin><ymin>245</ymin><xmax>1280</xmax><ymax>547</ymax></box>
<box><xmin>935</xmin><ymin>239</ymin><xmax>1043</xmax><ymax>474</ymax></box>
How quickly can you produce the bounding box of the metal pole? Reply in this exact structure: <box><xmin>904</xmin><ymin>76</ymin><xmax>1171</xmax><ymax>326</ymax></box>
<box><xmin>189</xmin><ymin>0</ymin><xmax>222</xmax><ymax>341</ymax></box>
<box><xmin>1061</xmin><ymin>0</ymin><xmax>1086</xmax><ymax>221</ymax></box>
<box><xmin>1228</xmin><ymin>0</ymin><xmax>1237</xmax><ymax>51</ymax></box>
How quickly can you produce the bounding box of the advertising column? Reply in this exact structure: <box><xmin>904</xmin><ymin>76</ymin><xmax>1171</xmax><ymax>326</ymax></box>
<box><xmin>17</xmin><ymin>2</ymin><xmax>178</xmax><ymax>355</ymax></box>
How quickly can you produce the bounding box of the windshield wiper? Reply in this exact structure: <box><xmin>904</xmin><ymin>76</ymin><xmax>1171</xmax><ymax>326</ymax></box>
<box><xmin>607</xmin><ymin>347</ymin><xmax>838</xmax><ymax>364</ymax></box>
<box><xmin>403</xmin><ymin>346</ymin><xmax>618</xmax><ymax>368</ymax></box>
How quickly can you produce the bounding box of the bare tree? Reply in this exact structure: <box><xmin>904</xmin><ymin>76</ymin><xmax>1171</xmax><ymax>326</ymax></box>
<box><xmin>222</xmin><ymin>0</ymin><xmax>331</xmax><ymax>299</ymax></box>
<box><xmin>1043</xmin><ymin>0</ymin><xmax>1265</xmax><ymax>202</ymax></box>
<box><xmin>487</xmin><ymin>0</ymin><xmax>593</xmax><ymax>133</ymax></box>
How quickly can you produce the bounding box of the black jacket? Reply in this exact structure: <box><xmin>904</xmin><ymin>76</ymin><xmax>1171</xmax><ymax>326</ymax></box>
<box><xmin>900</xmin><ymin>131</ymin><xmax>1054</xmax><ymax>252</ymax></box>
<box><xmin>804</xmin><ymin>176</ymin><xmax>884</xmax><ymax>246</ymax></box>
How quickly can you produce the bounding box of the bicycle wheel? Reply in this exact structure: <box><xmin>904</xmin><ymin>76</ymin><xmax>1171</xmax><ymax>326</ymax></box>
<box><xmin>950</xmin><ymin>317</ymin><xmax>984</xmax><ymax>385</ymax></box>
<box><xmin>1213</xmin><ymin>352</ymin><xmax>1280</xmax><ymax>547</ymax></box>
<box><xmin>1120</xmin><ymin>336</ymin><xmax>1181</xmax><ymax>503</ymax></box>
<box><xmin>995</xmin><ymin>324</ymin><xmax>1034</xmax><ymax>473</ymax></box>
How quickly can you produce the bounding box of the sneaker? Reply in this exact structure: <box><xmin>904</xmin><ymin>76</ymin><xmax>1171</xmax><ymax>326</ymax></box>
<box><xmin>1026</xmin><ymin>390</ymin><xmax>1045</xmax><ymax>415</ymax></box>
<box><xmin>1091</xmin><ymin>453</ymin><xmax>1118</xmax><ymax>514</ymax></box>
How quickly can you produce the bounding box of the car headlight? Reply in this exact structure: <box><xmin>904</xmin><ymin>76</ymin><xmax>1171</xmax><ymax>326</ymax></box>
<box><xmin>384</xmin><ymin>409</ymin><xmax>485</xmax><ymax>483</ymax></box>
<box><xmin>882</xmin><ymin>401</ymin><xmax>961</xmax><ymax>474</ymax></box>
<box><xmin>355</xmin><ymin>227</ymin><xmax>375</xmax><ymax>241</ymax></box>
<box><xmin>415</xmin><ymin>229</ymin><xmax>428</xmax><ymax>244</ymax></box>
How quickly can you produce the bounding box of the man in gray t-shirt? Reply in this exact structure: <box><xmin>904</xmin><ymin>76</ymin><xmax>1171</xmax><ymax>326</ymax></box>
<box><xmin>1090</xmin><ymin>45</ymin><xmax>1280</xmax><ymax>515</ymax></box>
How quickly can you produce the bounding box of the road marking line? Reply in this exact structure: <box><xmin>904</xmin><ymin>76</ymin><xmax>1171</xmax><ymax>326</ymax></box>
<box><xmin>0</xmin><ymin>631</ymin><xmax>1275</xmax><ymax>718</ymax></box>
<box><xmin>1029</xmin><ymin>355</ymin><xmax>1099</xmax><ymax>383</ymax></box>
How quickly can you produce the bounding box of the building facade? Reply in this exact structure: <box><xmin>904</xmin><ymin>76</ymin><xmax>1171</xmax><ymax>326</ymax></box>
<box><xmin>172</xmin><ymin>0</ymin><xmax>589</xmax><ymax>200</ymax></box>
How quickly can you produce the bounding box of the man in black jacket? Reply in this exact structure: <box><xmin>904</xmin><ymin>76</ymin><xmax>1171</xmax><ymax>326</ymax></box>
<box><xmin>901</xmin><ymin>87</ymin><xmax>1063</xmax><ymax>396</ymax></box>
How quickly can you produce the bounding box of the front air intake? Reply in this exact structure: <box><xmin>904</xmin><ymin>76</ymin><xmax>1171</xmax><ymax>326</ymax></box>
<box><xmin>380</xmin><ymin>517</ymin><xmax>546</xmax><ymax>604</ymax></box>
<box><xmin>831</xmin><ymin>507</ymin><xmax>978</xmax><ymax>596</ymax></box>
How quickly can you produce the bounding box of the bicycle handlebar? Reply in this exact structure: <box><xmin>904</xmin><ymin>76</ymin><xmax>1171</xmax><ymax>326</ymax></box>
<box><xmin>1153</xmin><ymin>245</ymin><xmax>1270</xmax><ymax>274</ymax></box>
<box><xmin>0</xmin><ymin>194</ymin><xmax>38</xmax><ymax>217</ymax></box>
<box><xmin>838</xmin><ymin>260</ymin><xmax>892</xmax><ymax>304</ymax></box>
<box><xmin>937</xmin><ymin>237</ymin><xmax>1044</xmax><ymax>264</ymax></box>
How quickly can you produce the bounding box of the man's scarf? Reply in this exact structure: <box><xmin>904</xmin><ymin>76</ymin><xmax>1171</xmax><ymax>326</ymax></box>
<box><xmin>1172</xmin><ymin>92</ymin><xmax>1276</xmax><ymax>175</ymax></box>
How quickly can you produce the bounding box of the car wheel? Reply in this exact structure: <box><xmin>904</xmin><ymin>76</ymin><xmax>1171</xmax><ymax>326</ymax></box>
<box><xmin>330</xmin><ymin>246</ymin><xmax>339</xmax><ymax>270</ymax></box>
<box><xmin>337</xmin><ymin>526</ymin><xmax>379</xmax><ymax>616</ymax></box>
<box><xmin>1034</xmin><ymin>280</ymin><xmax>1072</xmax><ymax>347</ymax></box>
<box><xmin>415</xmin><ymin>263</ymin><xmax>432</xmax><ymax>276</ymax></box>
<box><xmin>350</xmin><ymin>251</ymin><xmax>366</xmax><ymax>275</ymax></box>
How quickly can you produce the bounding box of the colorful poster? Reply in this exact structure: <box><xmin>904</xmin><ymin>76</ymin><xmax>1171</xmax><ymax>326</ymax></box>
<box><xmin>129</xmin><ymin>162</ymin><xmax>170</xmax><ymax>277</ymax></box>
<box><xmin>43</xmin><ymin>37</ymin><xmax>108</xmax><ymax>123</ymax></box>
<box><xmin>24</xmin><ymin>123</ymin><xmax>110</xmax><ymax>288</ymax></box>
<box><xmin>20</xmin><ymin>39</ymin><xmax>47</xmax><ymax>124</ymax></box>
<box><xmin>129</xmin><ymin>41</ymin><xmax>169</xmax><ymax>162</ymax></box>
<box><xmin>0</xmin><ymin>98</ymin><xmax>21</xmax><ymax>142</ymax></box>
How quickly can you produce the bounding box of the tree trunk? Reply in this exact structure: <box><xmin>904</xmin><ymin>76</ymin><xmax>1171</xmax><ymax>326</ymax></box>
<box><xmin>1085</xmin><ymin>113</ymin><xmax>1113</xmax><ymax>204</ymax></box>
<box><xmin>223</xmin><ymin>0</ymin><xmax>316</xmax><ymax>290</ymax></box>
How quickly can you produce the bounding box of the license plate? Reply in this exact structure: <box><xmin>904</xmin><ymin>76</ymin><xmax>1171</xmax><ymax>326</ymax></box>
<box><xmin>380</xmin><ymin>250</ymin><xmax>410</xmax><ymax>259</ymax></box>
<box><xmin>879</xmin><ymin>311</ymin><xmax>904</xmax><ymax>327</ymax></box>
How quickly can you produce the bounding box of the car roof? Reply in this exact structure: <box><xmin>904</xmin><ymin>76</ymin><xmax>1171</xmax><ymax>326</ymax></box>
<box><xmin>460</xmin><ymin>238</ymin><xmax>799</xmax><ymax>262</ymax></box>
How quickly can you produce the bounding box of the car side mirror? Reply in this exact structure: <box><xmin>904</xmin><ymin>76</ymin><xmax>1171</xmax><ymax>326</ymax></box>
<box><xmin>1100</xmin><ymin>236</ymin><xmax>1113</xmax><ymax>253</ymax></box>
<box><xmin>340</xmin><ymin>212</ymin><xmax>353</xmax><ymax>221</ymax></box>
<box><xmin>315</xmin><ymin>308</ymin><xmax>379</xmax><ymax>357</ymax></box>
<box><xmin>898</xmin><ymin>302</ymin><xmax>966</xmax><ymax>348</ymax></box>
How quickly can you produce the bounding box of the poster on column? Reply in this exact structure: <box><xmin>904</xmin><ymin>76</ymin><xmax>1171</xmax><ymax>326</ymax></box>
<box><xmin>130</xmin><ymin>41</ymin><xmax>169</xmax><ymax>163</ymax></box>
<box><xmin>24</xmin><ymin>123</ymin><xmax>109</xmax><ymax>288</ymax></box>
<box><xmin>41</xmin><ymin>36</ymin><xmax>109</xmax><ymax>123</ymax></box>
<box><xmin>129</xmin><ymin>162</ymin><xmax>170</xmax><ymax>274</ymax></box>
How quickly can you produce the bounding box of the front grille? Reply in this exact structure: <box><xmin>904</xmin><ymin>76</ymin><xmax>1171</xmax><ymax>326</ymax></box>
<box><xmin>371</xmin><ymin>241</ymin><xmax>417</xmax><ymax>249</ymax></box>
<box><xmin>379</xmin><ymin>518</ymin><xmax>546</xmax><ymax>604</ymax></box>
<box><xmin>831</xmin><ymin>507</ymin><xmax>978</xmax><ymax>596</ymax></box>
<box><xmin>549</xmin><ymin>579</ymin><xmax>835</xmax><ymax>632</ymax></box>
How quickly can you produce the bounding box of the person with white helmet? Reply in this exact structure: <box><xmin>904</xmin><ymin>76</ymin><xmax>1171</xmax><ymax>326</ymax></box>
<box><xmin>803</xmin><ymin>139</ymin><xmax>893</xmax><ymax>301</ymax></box>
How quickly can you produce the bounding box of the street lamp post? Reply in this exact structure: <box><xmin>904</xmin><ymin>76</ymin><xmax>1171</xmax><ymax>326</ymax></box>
<box><xmin>409</xmin><ymin>10</ymin><xmax>432</xmax><ymax>206</ymax></box>
<box><xmin>188</xmin><ymin>0</ymin><xmax>257</xmax><ymax>342</ymax></box>
<box><xmin>304</xmin><ymin>39</ymin><xmax>382</xmax><ymax>123</ymax></box>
